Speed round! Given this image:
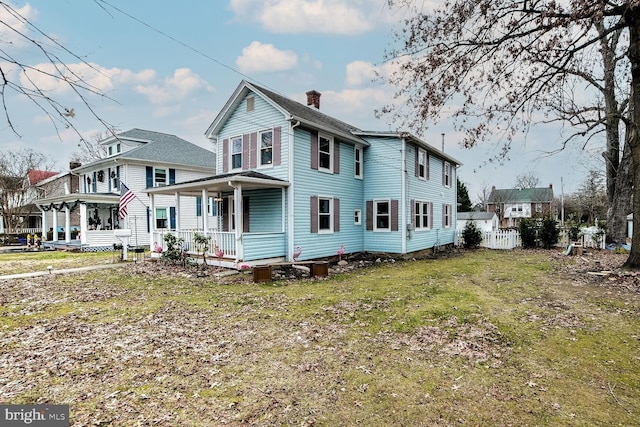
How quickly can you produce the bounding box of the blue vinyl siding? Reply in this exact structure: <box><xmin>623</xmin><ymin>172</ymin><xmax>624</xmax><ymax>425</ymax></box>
<box><xmin>247</xmin><ymin>189</ymin><xmax>282</xmax><ymax>233</ymax></box>
<box><xmin>217</xmin><ymin>91</ymin><xmax>289</xmax><ymax>181</ymax></box>
<box><xmin>291</xmin><ymin>127</ymin><xmax>365</xmax><ymax>261</ymax></box>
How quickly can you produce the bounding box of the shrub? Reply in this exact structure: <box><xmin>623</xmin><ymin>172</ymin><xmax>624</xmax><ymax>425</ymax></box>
<box><xmin>193</xmin><ymin>232</ymin><xmax>209</xmax><ymax>267</ymax></box>
<box><xmin>462</xmin><ymin>220</ymin><xmax>483</xmax><ymax>249</ymax></box>
<box><xmin>519</xmin><ymin>217</ymin><xmax>538</xmax><ymax>248</ymax></box>
<box><xmin>161</xmin><ymin>233</ymin><xmax>185</xmax><ymax>265</ymax></box>
<box><xmin>539</xmin><ymin>214</ymin><xmax>560</xmax><ymax>249</ymax></box>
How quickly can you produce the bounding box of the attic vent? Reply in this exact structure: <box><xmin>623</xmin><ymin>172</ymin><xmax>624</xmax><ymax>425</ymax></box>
<box><xmin>306</xmin><ymin>90</ymin><xmax>321</xmax><ymax>109</ymax></box>
<box><xmin>246</xmin><ymin>96</ymin><xmax>255</xmax><ymax>112</ymax></box>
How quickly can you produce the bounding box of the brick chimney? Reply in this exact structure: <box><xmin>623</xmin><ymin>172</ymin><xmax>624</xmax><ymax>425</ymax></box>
<box><xmin>306</xmin><ymin>90</ymin><xmax>321</xmax><ymax>109</ymax></box>
<box><xmin>69</xmin><ymin>161</ymin><xmax>81</xmax><ymax>170</ymax></box>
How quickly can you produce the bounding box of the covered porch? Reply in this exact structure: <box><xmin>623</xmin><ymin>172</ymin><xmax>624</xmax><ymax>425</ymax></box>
<box><xmin>35</xmin><ymin>193</ymin><xmax>132</xmax><ymax>250</ymax></box>
<box><xmin>146</xmin><ymin>171</ymin><xmax>290</xmax><ymax>269</ymax></box>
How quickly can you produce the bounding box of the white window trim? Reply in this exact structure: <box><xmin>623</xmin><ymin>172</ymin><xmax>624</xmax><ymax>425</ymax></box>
<box><xmin>154</xmin><ymin>167</ymin><xmax>167</xmax><ymax>187</ymax></box>
<box><xmin>317</xmin><ymin>196</ymin><xmax>334</xmax><ymax>234</ymax></box>
<box><xmin>258</xmin><ymin>129</ymin><xmax>274</xmax><ymax>167</ymax></box>
<box><xmin>444</xmin><ymin>203</ymin><xmax>452</xmax><ymax>228</ymax></box>
<box><xmin>418</xmin><ymin>148</ymin><xmax>428</xmax><ymax>180</ymax></box>
<box><xmin>415</xmin><ymin>200</ymin><xmax>432</xmax><ymax>230</ymax></box>
<box><xmin>354</xmin><ymin>146</ymin><xmax>363</xmax><ymax>179</ymax></box>
<box><xmin>155</xmin><ymin>207</ymin><xmax>169</xmax><ymax>230</ymax></box>
<box><xmin>318</xmin><ymin>133</ymin><xmax>334</xmax><ymax>173</ymax></box>
<box><xmin>354</xmin><ymin>209</ymin><xmax>362</xmax><ymax>225</ymax></box>
<box><xmin>443</xmin><ymin>161</ymin><xmax>452</xmax><ymax>188</ymax></box>
<box><xmin>374</xmin><ymin>199</ymin><xmax>391</xmax><ymax>232</ymax></box>
<box><xmin>230</xmin><ymin>135</ymin><xmax>243</xmax><ymax>171</ymax></box>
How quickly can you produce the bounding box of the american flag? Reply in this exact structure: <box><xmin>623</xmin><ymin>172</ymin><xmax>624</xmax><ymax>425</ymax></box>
<box><xmin>119</xmin><ymin>183</ymin><xmax>135</xmax><ymax>219</ymax></box>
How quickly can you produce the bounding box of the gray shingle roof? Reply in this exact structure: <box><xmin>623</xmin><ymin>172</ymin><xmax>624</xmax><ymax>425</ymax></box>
<box><xmin>458</xmin><ymin>212</ymin><xmax>496</xmax><ymax>221</ymax></box>
<box><xmin>488</xmin><ymin>187</ymin><xmax>554</xmax><ymax>203</ymax></box>
<box><xmin>113</xmin><ymin>129</ymin><xmax>215</xmax><ymax>167</ymax></box>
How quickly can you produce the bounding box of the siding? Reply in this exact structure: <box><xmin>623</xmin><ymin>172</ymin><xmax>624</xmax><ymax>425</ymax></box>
<box><xmin>292</xmin><ymin>127</ymin><xmax>365</xmax><ymax>261</ymax></box>
<box><xmin>217</xmin><ymin>91</ymin><xmax>289</xmax><ymax>181</ymax></box>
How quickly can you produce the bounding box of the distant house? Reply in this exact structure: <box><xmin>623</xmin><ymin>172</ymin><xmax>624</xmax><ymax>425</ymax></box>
<box><xmin>0</xmin><ymin>169</ymin><xmax>58</xmax><ymax>234</ymax></box>
<box><xmin>34</xmin><ymin>129</ymin><xmax>216</xmax><ymax>249</ymax></box>
<box><xmin>146</xmin><ymin>80</ymin><xmax>462</xmax><ymax>267</ymax></box>
<box><xmin>487</xmin><ymin>185</ymin><xmax>555</xmax><ymax>228</ymax></box>
<box><xmin>456</xmin><ymin>212</ymin><xmax>498</xmax><ymax>232</ymax></box>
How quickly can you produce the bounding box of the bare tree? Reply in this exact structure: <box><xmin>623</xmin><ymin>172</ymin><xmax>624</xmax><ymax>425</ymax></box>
<box><xmin>71</xmin><ymin>128</ymin><xmax>120</xmax><ymax>164</ymax></box>
<box><xmin>575</xmin><ymin>169</ymin><xmax>608</xmax><ymax>226</ymax></box>
<box><xmin>514</xmin><ymin>172</ymin><xmax>541</xmax><ymax>189</ymax></box>
<box><xmin>0</xmin><ymin>1</ymin><xmax>116</xmax><ymax>146</ymax></box>
<box><xmin>381</xmin><ymin>1</ymin><xmax>640</xmax><ymax>268</ymax></box>
<box><xmin>0</xmin><ymin>148</ymin><xmax>53</xmax><ymax>233</ymax></box>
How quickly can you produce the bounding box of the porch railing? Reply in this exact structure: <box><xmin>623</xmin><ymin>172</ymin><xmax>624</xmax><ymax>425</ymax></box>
<box><xmin>153</xmin><ymin>230</ymin><xmax>237</xmax><ymax>258</ymax></box>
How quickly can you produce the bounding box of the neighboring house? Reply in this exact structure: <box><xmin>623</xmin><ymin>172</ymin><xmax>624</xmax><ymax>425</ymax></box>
<box><xmin>456</xmin><ymin>212</ymin><xmax>498</xmax><ymax>232</ymax></box>
<box><xmin>34</xmin><ymin>162</ymin><xmax>82</xmax><ymax>237</ymax></box>
<box><xmin>487</xmin><ymin>185</ymin><xmax>555</xmax><ymax>228</ymax></box>
<box><xmin>147</xmin><ymin>80</ymin><xmax>461</xmax><ymax>267</ymax></box>
<box><xmin>0</xmin><ymin>169</ymin><xmax>57</xmax><ymax>234</ymax></box>
<box><xmin>35</xmin><ymin>129</ymin><xmax>216</xmax><ymax>249</ymax></box>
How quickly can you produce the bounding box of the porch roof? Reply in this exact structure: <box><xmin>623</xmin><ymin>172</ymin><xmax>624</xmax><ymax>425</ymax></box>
<box><xmin>35</xmin><ymin>193</ymin><xmax>120</xmax><ymax>209</ymax></box>
<box><xmin>145</xmin><ymin>170</ymin><xmax>290</xmax><ymax>197</ymax></box>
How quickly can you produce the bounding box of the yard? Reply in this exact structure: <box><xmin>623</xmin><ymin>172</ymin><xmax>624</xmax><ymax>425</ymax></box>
<box><xmin>0</xmin><ymin>248</ymin><xmax>639</xmax><ymax>426</ymax></box>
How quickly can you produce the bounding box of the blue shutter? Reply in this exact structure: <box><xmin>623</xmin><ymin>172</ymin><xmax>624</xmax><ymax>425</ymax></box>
<box><xmin>169</xmin><ymin>168</ymin><xmax>176</xmax><ymax>185</ymax></box>
<box><xmin>170</xmin><ymin>207</ymin><xmax>176</xmax><ymax>230</ymax></box>
<box><xmin>196</xmin><ymin>197</ymin><xmax>202</xmax><ymax>217</ymax></box>
<box><xmin>146</xmin><ymin>207</ymin><xmax>150</xmax><ymax>232</ymax></box>
<box><xmin>107</xmin><ymin>168</ymin><xmax>112</xmax><ymax>192</ymax></box>
<box><xmin>146</xmin><ymin>166</ymin><xmax>153</xmax><ymax>188</ymax></box>
<box><xmin>92</xmin><ymin>172</ymin><xmax>97</xmax><ymax>192</ymax></box>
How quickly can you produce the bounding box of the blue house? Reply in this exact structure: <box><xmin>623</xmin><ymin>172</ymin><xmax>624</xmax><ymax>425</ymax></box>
<box><xmin>147</xmin><ymin>80</ymin><xmax>461</xmax><ymax>267</ymax></box>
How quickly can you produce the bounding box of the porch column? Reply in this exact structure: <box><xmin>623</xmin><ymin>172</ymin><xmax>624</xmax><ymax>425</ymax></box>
<box><xmin>201</xmin><ymin>189</ymin><xmax>209</xmax><ymax>234</ymax></box>
<box><xmin>64</xmin><ymin>207</ymin><xmax>71</xmax><ymax>242</ymax></box>
<box><xmin>39</xmin><ymin>207</ymin><xmax>47</xmax><ymax>239</ymax></box>
<box><xmin>79</xmin><ymin>203</ymin><xmax>88</xmax><ymax>245</ymax></box>
<box><xmin>149</xmin><ymin>193</ymin><xmax>155</xmax><ymax>247</ymax></box>
<box><xmin>231</xmin><ymin>183</ymin><xmax>243</xmax><ymax>261</ymax></box>
<box><xmin>52</xmin><ymin>208</ymin><xmax>59</xmax><ymax>242</ymax></box>
<box><xmin>174</xmin><ymin>191</ymin><xmax>181</xmax><ymax>231</ymax></box>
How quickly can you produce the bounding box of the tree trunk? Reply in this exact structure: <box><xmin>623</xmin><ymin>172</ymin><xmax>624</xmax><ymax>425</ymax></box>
<box><xmin>623</xmin><ymin>6</ymin><xmax>640</xmax><ymax>269</ymax></box>
<box><xmin>608</xmin><ymin>138</ymin><xmax>634</xmax><ymax>244</ymax></box>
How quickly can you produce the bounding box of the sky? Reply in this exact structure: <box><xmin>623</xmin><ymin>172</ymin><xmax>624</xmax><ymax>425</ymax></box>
<box><xmin>0</xmin><ymin>0</ymin><xmax>604</xmax><ymax>204</ymax></box>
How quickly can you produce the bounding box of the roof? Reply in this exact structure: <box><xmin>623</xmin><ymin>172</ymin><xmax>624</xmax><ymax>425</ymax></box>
<box><xmin>206</xmin><ymin>80</ymin><xmax>368</xmax><ymax>146</ymax></box>
<box><xmin>488</xmin><ymin>187</ymin><xmax>554</xmax><ymax>203</ymax></box>
<box><xmin>457</xmin><ymin>212</ymin><xmax>497</xmax><ymax>221</ymax></box>
<box><xmin>145</xmin><ymin>170</ymin><xmax>289</xmax><ymax>197</ymax></box>
<box><xmin>28</xmin><ymin>169</ymin><xmax>58</xmax><ymax>185</ymax></box>
<box><xmin>73</xmin><ymin>128</ymin><xmax>216</xmax><ymax>172</ymax></box>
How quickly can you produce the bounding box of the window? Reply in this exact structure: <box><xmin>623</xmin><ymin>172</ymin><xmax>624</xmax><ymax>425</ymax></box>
<box><xmin>374</xmin><ymin>200</ymin><xmax>390</xmax><ymax>231</ymax></box>
<box><xmin>117</xmin><ymin>143</ymin><xmax>121</xmax><ymax>153</ymax></box>
<box><xmin>443</xmin><ymin>204</ymin><xmax>452</xmax><ymax>228</ymax></box>
<box><xmin>259</xmin><ymin>130</ymin><xmax>273</xmax><ymax>166</ymax></box>
<box><xmin>154</xmin><ymin>168</ymin><xmax>167</xmax><ymax>187</ymax></box>
<box><xmin>536</xmin><ymin>203</ymin><xmax>542</xmax><ymax>213</ymax></box>
<box><xmin>418</xmin><ymin>148</ymin><xmax>428</xmax><ymax>179</ymax></box>
<box><xmin>414</xmin><ymin>201</ymin><xmax>432</xmax><ymax>229</ymax></box>
<box><xmin>443</xmin><ymin>162</ymin><xmax>452</xmax><ymax>187</ymax></box>
<box><xmin>246</xmin><ymin>96</ymin><xmax>255</xmax><ymax>112</ymax></box>
<box><xmin>318</xmin><ymin>134</ymin><xmax>332</xmax><ymax>171</ymax></box>
<box><xmin>354</xmin><ymin>209</ymin><xmax>361</xmax><ymax>225</ymax></box>
<box><xmin>354</xmin><ymin>146</ymin><xmax>363</xmax><ymax>179</ymax></box>
<box><xmin>156</xmin><ymin>208</ymin><xmax>168</xmax><ymax>229</ymax></box>
<box><xmin>318</xmin><ymin>197</ymin><xmax>333</xmax><ymax>232</ymax></box>
<box><xmin>108</xmin><ymin>146</ymin><xmax>113</xmax><ymax>156</ymax></box>
<box><xmin>231</xmin><ymin>136</ymin><xmax>243</xmax><ymax>170</ymax></box>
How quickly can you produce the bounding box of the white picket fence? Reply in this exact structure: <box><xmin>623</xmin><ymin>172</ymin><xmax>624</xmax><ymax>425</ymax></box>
<box><xmin>455</xmin><ymin>228</ymin><xmax>606</xmax><ymax>250</ymax></box>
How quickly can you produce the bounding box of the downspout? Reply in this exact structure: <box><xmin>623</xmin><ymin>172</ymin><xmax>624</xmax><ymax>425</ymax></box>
<box><xmin>287</xmin><ymin>120</ymin><xmax>301</xmax><ymax>261</ymax></box>
<box><xmin>401</xmin><ymin>137</ymin><xmax>407</xmax><ymax>254</ymax></box>
<box><xmin>228</xmin><ymin>181</ymin><xmax>243</xmax><ymax>263</ymax></box>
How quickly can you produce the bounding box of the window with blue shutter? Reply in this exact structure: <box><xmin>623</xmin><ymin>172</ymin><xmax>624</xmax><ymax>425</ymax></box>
<box><xmin>196</xmin><ymin>197</ymin><xmax>202</xmax><ymax>217</ymax></box>
<box><xmin>170</xmin><ymin>207</ymin><xmax>176</xmax><ymax>230</ymax></box>
<box><xmin>146</xmin><ymin>166</ymin><xmax>153</xmax><ymax>188</ymax></box>
<box><xmin>169</xmin><ymin>168</ymin><xmax>176</xmax><ymax>185</ymax></box>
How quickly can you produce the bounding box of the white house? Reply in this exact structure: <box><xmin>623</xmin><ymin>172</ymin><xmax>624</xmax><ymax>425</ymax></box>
<box><xmin>456</xmin><ymin>212</ymin><xmax>499</xmax><ymax>232</ymax></box>
<box><xmin>35</xmin><ymin>129</ymin><xmax>216</xmax><ymax>250</ymax></box>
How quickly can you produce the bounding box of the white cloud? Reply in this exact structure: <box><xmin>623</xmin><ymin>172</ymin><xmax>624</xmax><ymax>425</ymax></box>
<box><xmin>135</xmin><ymin>68</ymin><xmax>214</xmax><ymax>106</ymax></box>
<box><xmin>0</xmin><ymin>2</ymin><xmax>37</xmax><ymax>47</ymax></box>
<box><xmin>236</xmin><ymin>41</ymin><xmax>298</xmax><ymax>73</ymax></box>
<box><xmin>230</xmin><ymin>0</ymin><xmax>388</xmax><ymax>35</ymax></box>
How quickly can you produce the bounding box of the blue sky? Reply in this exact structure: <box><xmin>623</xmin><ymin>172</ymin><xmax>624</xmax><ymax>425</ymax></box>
<box><xmin>1</xmin><ymin>0</ymin><xmax>602</xmax><ymax>202</ymax></box>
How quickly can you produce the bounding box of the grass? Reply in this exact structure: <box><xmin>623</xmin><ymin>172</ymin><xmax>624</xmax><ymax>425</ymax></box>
<box><xmin>0</xmin><ymin>250</ymin><xmax>117</xmax><ymax>275</ymax></box>
<box><xmin>0</xmin><ymin>249</ymin><xmax>638</xmax><ymax>426</ymax></box>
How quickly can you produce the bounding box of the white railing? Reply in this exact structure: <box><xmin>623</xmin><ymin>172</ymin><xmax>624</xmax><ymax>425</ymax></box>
<box><xmin>455</xmin><ymin>228</ymin><xmax>606</xmax><ymax>250</ymax></box>
<box><xmin>153</xmin><ymin>230</ymin><xmax>236</xmax><ymax>258</ymax></box>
